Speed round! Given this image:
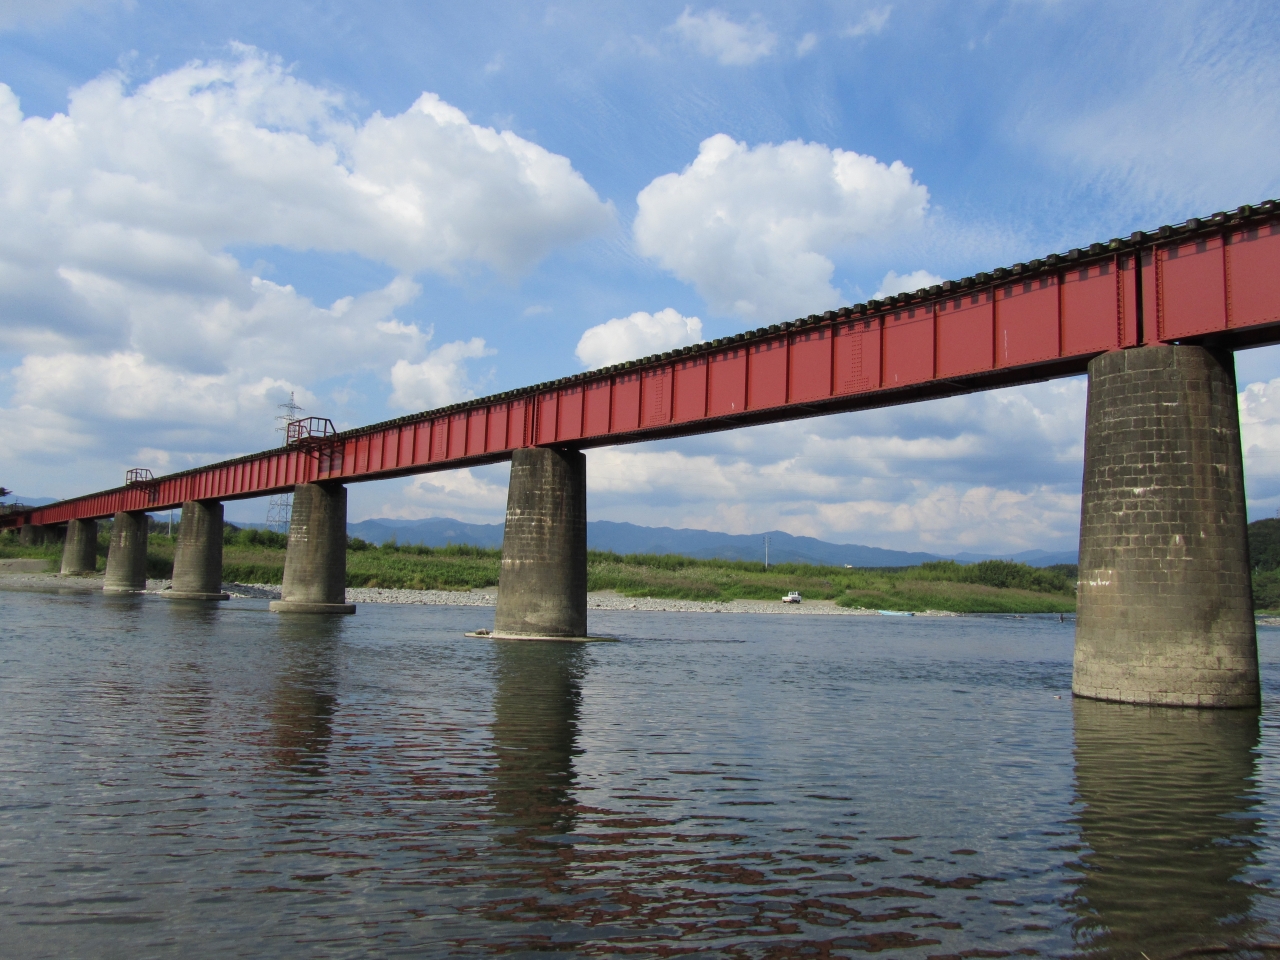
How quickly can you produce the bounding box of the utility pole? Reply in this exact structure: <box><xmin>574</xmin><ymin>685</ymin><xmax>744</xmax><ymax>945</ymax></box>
<box><xmin>764</xmin><ymin>534</ymin><xmax>770</xmax><ymax>570</ymax></box>
<box><xmin>266</xmin><ymin>393</ymin><xmax>303</xmax><ymax>532</ymax></box>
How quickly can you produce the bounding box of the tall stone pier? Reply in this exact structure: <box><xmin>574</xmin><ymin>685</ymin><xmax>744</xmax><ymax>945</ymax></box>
<box><xmin>20</xmin><ymin>524</ymin><xmax>58</xmax><ymax>547</ymax></box>
<box><xmin>1073</xmin><ymin>345</ymin><xmax>1259</xmax><ymax>708</ymax></box>
<box><xmin>166</xmin><ymin>500</ymin><xmax>229</xmax><ymax>600</ymax></box>
<box><xmin>494</xmin><ymin>447</ymin><xmax>588</xmax><ymax>639</ymax></box>
<box><xmin>60</xmin><ymin>519</ymin><xmax>98</xmax><ymax>575</ymax></box>
<box><xmin>270</xmin><ymin>482</ymin><xmax>355</xmax><ymax>614</ymax></box>
<box><xmin>103</xmin><ymin>510</ymin><xmax>149</xmax><ymax>593</ymax></box>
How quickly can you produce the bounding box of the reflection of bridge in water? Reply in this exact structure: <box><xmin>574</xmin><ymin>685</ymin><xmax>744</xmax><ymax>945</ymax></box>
<box><xmin>201</xmin><ymin>613</ymin><xmax>1271</xmax><ymax>953</ymax></box>
<box><xmin>1072</xmin><ymin>700</ymin><xmax>1263</xmax><ymax>956</ymax></box>
<box><xmin>485</xmin><ymin>654</ymin><xmax>1270</xmax><ymax>953</ymax></box>
<box><xmin>268</xmin><ymin>616</ymin><xmax>340</xmax><ymax>777</ymax></box>
<box><xmin>490</xmin><ymin>641</ymin><xmax>583</xmax><ymax>843</ymax></box>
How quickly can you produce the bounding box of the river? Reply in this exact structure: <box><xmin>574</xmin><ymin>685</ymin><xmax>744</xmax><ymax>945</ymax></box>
<box><xmin>2</xmin><ymin>585</ymin><xmax>1278</xmax><ymax>958</ymax></box>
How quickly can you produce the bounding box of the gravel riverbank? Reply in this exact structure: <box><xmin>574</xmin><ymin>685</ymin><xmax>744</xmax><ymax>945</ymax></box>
<box><xmin>218</xmin><ymin>583</ymin><xmax>959</xmax><ymax>616</ymax></box>
<box><xmin>0</xmin><ymin>571</ymin><xmax>958</xmax><ymax>616</ymax></box>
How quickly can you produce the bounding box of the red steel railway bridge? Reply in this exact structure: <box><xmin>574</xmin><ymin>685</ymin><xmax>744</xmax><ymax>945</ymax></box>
<box><xmin>7</xmin><ymin>201</ymin><xmax>1280</xmax><ymax>708</ymax></box>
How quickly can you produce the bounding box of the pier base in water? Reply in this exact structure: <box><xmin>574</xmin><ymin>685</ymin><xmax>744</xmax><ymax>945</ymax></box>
<box><xmin>164</xmin><ymin>500</ymin><xmax>229</xmax><ymax>601</ymax></box>
<box><xmin>1073</xmin><ymin>345</ymin><xmax>1258</xmax><ymax>708</ymax></box>
<box><xmin>103</xmin><ymin>511</ymin><xmax>148</xmax><ymax>593</ymax></box>
<box><xmin>60</xmin><ymin>519</ymin><xmax>97</xmax><ymax>576</ymax></box>
<box><xmin>270</xmin><ymin>482</ymin><xmax>354</xmax><ymax>615</ymax></box>
<box><xmin>493</xmin><ymin>448</ymin><xmax>588</xmax><ymax>639</ymax></box>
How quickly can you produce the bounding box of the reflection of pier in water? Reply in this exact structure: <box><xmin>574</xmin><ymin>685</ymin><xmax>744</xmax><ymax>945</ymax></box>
<box><xmin>268</xmin><ymin>616</ymin><xmax>340</xmax><ymax>776</ymax></box>
<box><xmin>489</xmin><ymin>640</ymin><xmax>584</xmax><ymax>841</ymax></box>
<box><xmin>153</xmin><ymin>601</ymin><xmax>217</xmax><ymax>745</ymax></box>
<box><xmin>1071</xmin><ymin>700</ymin><xmax>1262</xmax><ymax>957</ymax></box>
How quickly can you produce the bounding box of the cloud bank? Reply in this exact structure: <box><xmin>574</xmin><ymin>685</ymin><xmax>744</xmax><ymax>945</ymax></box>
<box><xmin>575</xmin><ymin>308</ymin><xmax>703</xmax><ymax>369</ymax></box>
<box><xmin>0</xmin><ymin>45</ymin><xmax>612</xmax><ymax>476</ymax></box>
<box><xmin>584</xmin><ymin>377</ymin><xmax>1089</xmax><ymax>554</ymax></box>
<box><xmin>634</xmin><ymin>134</ymin><xmax>928</xmax><ymax>322</ymax></box>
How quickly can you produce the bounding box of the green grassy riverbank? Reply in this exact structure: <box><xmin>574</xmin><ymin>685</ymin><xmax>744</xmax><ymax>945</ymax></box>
<box><xmin>3</xmin><ymin>526</ymin><xmax>1079</xmax><ymax>614</ymax></box>
<box><xmin>19</xmin><ymin>514</ymin><xmax>1280</xmax><ymax>614</ymax></box>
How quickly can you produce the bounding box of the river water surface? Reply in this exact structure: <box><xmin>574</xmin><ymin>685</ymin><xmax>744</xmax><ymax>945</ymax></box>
<box><xmin>3</xmin><ymin>586</ymin><xmax>1280</xmax><ymax>958</ymax></box>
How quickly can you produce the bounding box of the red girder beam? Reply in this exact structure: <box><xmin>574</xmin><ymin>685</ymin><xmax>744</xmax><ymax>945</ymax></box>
<box><xmin>8</xmin><ymin>201</ymin><xmax>1280</xmax><ymax>530</ymax></box>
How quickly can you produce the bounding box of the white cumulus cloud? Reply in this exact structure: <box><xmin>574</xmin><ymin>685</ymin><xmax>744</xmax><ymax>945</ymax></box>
<box><xmin>575</xmin><ymin>308</ymin><xmax>703</xmax><ymax>369</ymax></box>
<box><xmin>634</xmin><ymin>134</ymin><xmax>929</xmax><ymax>322</ymax></box>
<box><xmin>874</xmin><ymin>269</ymin><xmax>944</xmax><ymax>299</ymax></box>
<box><xmin>671</xmin><ymin>8</ymin><xmax>777</xmax><ymax>65</ymax></box>
<box><xmin>0</xmin><ymin>45</ymin><xmax>611</xmax><ymax>307</ymax></box>
<box><xmin>389</xmin><ymin>337</ymin><xmax>495</xmax><ymax>411</ymax></box>
<box><xmin>0</xmin><ymin>45</ymin><xmax>610</xmax><ymax>488</ymax></box>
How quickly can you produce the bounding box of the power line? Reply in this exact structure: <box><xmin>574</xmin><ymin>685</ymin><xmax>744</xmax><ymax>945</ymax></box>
<box><xmin>265</xmin><ymin>393</ymin><xmax>303</xmax><ymax>533</ymax></box>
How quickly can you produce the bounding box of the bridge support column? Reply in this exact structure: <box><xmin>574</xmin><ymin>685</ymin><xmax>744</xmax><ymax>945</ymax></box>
<box><xmin>60</xmin><ymin>520</ymin><xmax>97</xmax><ymax>575</ymax></box>
<box><xmin>104</xmin><ymin>510</ymin><xmax>149</xmax><ymax>593</ymax></box>
<box><xmin>165</xmin><ymin>500</ymin><xmax>229</xmax><ymax>600</ymax></box>
<box><xmin>270</xmin><ymin>482</ymin><xmax>354</xmax><ymax>614</ymax></box>
<box><xmin>493</xmin><ymin>447</ymin><xmax>588</xmax><ymax>639</ymax></box>
<box><xmin>19</xmin><ymin>527</ymin><xmax>55</xmax><ymax>547</ymax></box>
<box><xmin>1074</xmin><ymin>345</ymin><xmax>1259</xmax><ymax>708</ymax></box>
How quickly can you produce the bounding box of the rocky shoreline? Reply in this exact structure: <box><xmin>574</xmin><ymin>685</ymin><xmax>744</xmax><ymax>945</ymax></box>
<box><xmin>214</xmin><ymin>582</ymin><xmax>962</xmax><ymax>616</ymax></box>
<box><xmin>0</xmin><ymin>569</ymin><xmax>966</xmax><ymax>616</ymax></box>
<box><xmin>33</xmin><ymin>566</ymin><xmax>1280</xmax><ymax>622</ymax></box>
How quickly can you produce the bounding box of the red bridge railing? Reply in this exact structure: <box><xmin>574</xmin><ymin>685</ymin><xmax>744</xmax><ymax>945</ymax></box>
<box><xmin>286</xmin><ymin>417</ymin><xmax>337</xmax><ymax>448</ymax></box>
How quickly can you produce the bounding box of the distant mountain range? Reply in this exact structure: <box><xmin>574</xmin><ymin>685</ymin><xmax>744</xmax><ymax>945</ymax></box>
<box><xmin>348</xmin><ymin>516</ymin><xmax>1078</xmax><ymax>568</ymax></box>
<box><xmin>2</xmin><ymin>495</ymin><xmax>59</xmax><ymax>508</ymax></box>
<box><xmin>7</xmin><ymin>494</ymin><xmax>1077</xmax><ymax>567</ymax></box>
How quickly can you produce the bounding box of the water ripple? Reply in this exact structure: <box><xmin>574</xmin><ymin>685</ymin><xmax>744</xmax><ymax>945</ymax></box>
<box><xmin>0</xmin><ymin>592</ymin><xmax>1277</xmax><ymax>958</ymax></box>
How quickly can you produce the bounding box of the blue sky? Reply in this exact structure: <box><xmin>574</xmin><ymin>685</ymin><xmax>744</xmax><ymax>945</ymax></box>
<box><xmin>2</xmin><ymin>0</ymin><xmax>1280</xmax><ymax>553</ymax></box>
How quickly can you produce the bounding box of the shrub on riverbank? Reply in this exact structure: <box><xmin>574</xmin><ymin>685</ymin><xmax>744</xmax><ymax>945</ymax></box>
<box><xmin>1253</xmin><ymin>569</ymin><xmax>1280</xmax><ymax>612</ymax></box>
<box><xmin>0</xmin><ymin>538</ymin><xmax>62</xmax><ymax>571</ymax></box>
<box><xmin>835</xmin><ymin>581</ymin><xmax>1075</xmax><ymax>614</ymax></box>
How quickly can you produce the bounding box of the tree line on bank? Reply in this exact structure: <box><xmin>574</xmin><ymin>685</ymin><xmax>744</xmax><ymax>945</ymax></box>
<box><xmin>1248</xmin><ymin>519</ymin><xmax>1280</xmax><ymax>611</ymax></box>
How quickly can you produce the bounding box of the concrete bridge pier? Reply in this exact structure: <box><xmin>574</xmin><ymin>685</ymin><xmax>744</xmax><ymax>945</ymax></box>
<box><xmin>165</xmin><ymin>500</ymin><xmax>230</xmax><ymax>600</ymax></box>
<box><xmin>19</xmin><ymin>523</ymin><xmax>59</xmax><ymax>547</ymax></box>
<box><xmin>103</xmin><ymin>510</ymin><xmax>149</xmax><ymax>593</ymax></box>
<box><xmin>270</xmin><ymin>482</ymin><xmax>355</xmax><ymax>614</ymax></box>
<box><xmin>1073</xmin><ymin>344</ymin><xmax>1259</xmax><ymax>708</ymax></box>
<box><xmin>493</xmin><ymin>447</ymin><xmax>588</xmax><ymax>639</ymax></box>
<box><xmin>60</xmin><ymin>520</ymin><xmax>97</xmax><ymax>575</ymax></box>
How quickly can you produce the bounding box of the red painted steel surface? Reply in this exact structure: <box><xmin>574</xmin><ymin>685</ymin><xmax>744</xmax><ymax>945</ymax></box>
<box><xmin>10</xmin><ymin>204</ymin><xmax>1280</xmax><ymax>530</ymax></box>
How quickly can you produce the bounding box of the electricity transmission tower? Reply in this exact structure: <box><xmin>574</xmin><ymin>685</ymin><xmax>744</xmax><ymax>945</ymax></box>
<box><xmin>265</xmin><ymin>393</ymin><xmax>303</xmax><ymax>532</ymax></box>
